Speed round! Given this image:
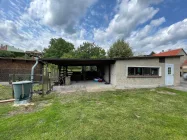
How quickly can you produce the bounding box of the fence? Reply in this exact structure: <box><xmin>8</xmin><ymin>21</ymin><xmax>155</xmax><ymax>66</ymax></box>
<box><xmin>0</xmin><ymin>66</ymin><xmax>59</xmax><ymax>100</ymax></box>
<box><xmin>0</xmin><ymin>68</ymin><xmax>41</xmax><ymax>82</ymax></box>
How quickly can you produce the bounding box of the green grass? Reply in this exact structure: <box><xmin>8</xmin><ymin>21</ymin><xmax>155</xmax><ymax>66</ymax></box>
<box><xmin>0</xmin><ymin>84</ymin><xmax>42</xmax><ymax>100</ymax></box>
<box><xmin>0</xmin><ymin>88</ymin><xmax>187</xmax><ymax>140</ymax></box>
<box><xmin>0</xmin><ymin>84</ymin><xmax>13</xmax><ymax>100</ymax></box>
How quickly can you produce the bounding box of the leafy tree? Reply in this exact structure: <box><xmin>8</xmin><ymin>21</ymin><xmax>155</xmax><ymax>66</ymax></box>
<box><xmin>76</xmin><ymin>42</ymin><xmax>106</xmax><ymax>59</ymax></box>
<box><xmin>43</xmin><ymin>38</ymin><xmax>74</xmax><ymax>58</ymax></box>
<box><xmin>149</xmin><ymin>51</ymin><xmax>155</xmax><ymax>56</ymax></box>
<box><xmin>0</xmin><ymin>50</ymin><xmax>15</xmax><ymax>57</ymax></box>
<box><xmin>61</xmin><ymin>51</ymin><xmax>76</xmax><ymax>58</ymax></box>
<box><xmin>108</xmin><ymin>39</ymin><xmax>133</xmax><ymax>58</ymax></box>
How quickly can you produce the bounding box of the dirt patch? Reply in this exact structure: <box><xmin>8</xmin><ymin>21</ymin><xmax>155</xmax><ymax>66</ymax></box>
<box><xmin>7</xmin><ymin>100</ymin><xmax>53</xmax><ymax>117</ymax></box>
<box><xmin>37</xmin><ymin>100</ymin><xmax>52</xmax><ymax>109</ymax></box>
<box><xmin>157</xmin><ymin>91</ymin><xmax>176</xmax><ymax>95</ymax></box>
<box><xmin>8</xmin><ymin>105</ymin><xmax>35</xmax><ymax>116</ymax></box>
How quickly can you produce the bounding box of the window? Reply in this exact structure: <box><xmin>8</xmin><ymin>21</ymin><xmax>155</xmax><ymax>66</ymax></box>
<box><xmin>159</xmin><ymin>58</ymin><xmax>165</xmax><ymax>63</ymax></box>
<box><xmin>128</xmin><ymin>67</ymin><xmax>160</xmax><ymax>77</ymax></box>
<box><xmin>168</xmin><ymin>67</ymin><xmax>171</xmax><ymax>75</ymax></box>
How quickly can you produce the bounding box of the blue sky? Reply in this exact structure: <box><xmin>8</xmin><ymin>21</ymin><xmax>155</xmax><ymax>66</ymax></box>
<box><xmin>0</xmin><ymin>0</ymin><xmax>187</xmax><ymax>54</ymax></box>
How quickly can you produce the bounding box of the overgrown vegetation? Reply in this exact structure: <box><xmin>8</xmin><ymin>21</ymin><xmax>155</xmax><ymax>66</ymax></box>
<box><xmin>0</xmin><ymin>50</ymin><xmax>15</xmax><ymax>57</ymax></box>
<box><xmin>0</xmin><ymin>88</ymin><xmax>187</xmax><ymax>139</ymax></box>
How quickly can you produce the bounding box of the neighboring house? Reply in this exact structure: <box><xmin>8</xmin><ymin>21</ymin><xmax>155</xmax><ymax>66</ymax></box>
<box><xmin>182</xmin><ymin>60</ymin><xmax>187</xmax><ymax>74</ymax></box>
<box><xmin>42</xmin><ymin>55</ymin><xmax>181</xmax><ymax>89</ymax></box>
<box><xmin>153</xmin><ymin>48</ymin><xmax>187</xmax><ymax>76</ymax></box>
<box><xmin>0</xmin><ymin>57</ymin><xmax>43</xmax><ymax>82</ymax></box>
<box><xmin>0</xmin><ymin>44</ymin><xmax>24</xmax><ymax>53</ymax></box>
<box><xmin>0</xmin><ymin>44</ymin><xmax>42</xmax><ymax>59</ymax></box>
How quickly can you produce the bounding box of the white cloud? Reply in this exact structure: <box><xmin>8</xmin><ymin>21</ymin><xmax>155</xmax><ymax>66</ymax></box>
<box><xmin>94</xmin><ymin>0</ymin><xmax>162</xmax><ymax>45</ymax></box>
<box><xmin>0</xmin><ymin>20</ymin><xmax>25</xmax><ymax>41</ymax></box>
<box><xmin>28</xmin><ymin>0</ymin><xmax>97</xmax><ymax>33</ymax></box>
<box><xmin>127</xmin><ymin>18</ymin><xmax>187</xmax><ymax>54</ymax></box>
<box><xmin>0</xmin><ymin>19</ymin><xmax>88</xmax><ymax>52</ymax></box>
<box><xmin>93</xmin><ymin>0</ymin><xmax>187</xmax><ymax>54</ymax></box>
<box><xmin>150</xmin><ymin>17</ymin><xmax>166</xmax><ymax>26</ymax></box>
<box><xmin>1</xmin><ymin>0</ymin><xmax>187</xmax><ymax>55</ymax></box>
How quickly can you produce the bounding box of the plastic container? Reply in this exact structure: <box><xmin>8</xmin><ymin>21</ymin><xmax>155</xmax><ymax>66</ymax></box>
<box><xmin>12</xmin><ymin>81</ymin><xmax>32</xmax><ymax>101</ymax></box>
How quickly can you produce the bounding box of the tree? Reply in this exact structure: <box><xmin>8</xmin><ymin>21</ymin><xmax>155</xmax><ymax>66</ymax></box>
<box><xmin>76</xmin><ymin>42</ymin><xmax>106</xmax><ymax>59</ymax></box>
<box><xmin>43</xmin><ymin>38</ymin><xmax>74</xmax><ymax>58</ymax></box>
<box><xmin>61</xmin><ymin>51</ymin><xmax>76</xmax><ymax>58</ymax></box>
<box><xmin>108</xmin><ymin>39</ymin><xmax>133</xmax><ymax>58</ymax></box>
<box><xmin>0</xmin><ymin>50</ymin><xmax>15</xmax><ymax>57</ymax></box>
<box><xmin>149</xmin><ymin>51</ymin><xmax>155</xmax><ymax>56</ymax></box>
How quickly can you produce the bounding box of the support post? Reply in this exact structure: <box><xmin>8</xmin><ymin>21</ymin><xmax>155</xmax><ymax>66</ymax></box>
<box><xmin>65</xmin><ymin>66</ymin><xmax>68</xmax><ymax>76</ymax></box>
<box><xmin>82</xmin><ymin>66</ymin><xmax>86</xmax><ymax>81</ymax></box>
<box><xmin>108</xmin><ymin>64</ymin><xmax>111</xmax><ymax>84</ymax></box>
<box><xmin>46</xmin><ymin>64</ymin><xmax>48</xmax><ymax>92</ymax></box>
<box><xmin>42</xmin><ymin>67</ymin><xmax>44</xmax><ymax>96</ymax></box>
<box><xmin>58</xmin><ymin>65</ymin><xmax>61</xmax><ymax>84</ymax></box>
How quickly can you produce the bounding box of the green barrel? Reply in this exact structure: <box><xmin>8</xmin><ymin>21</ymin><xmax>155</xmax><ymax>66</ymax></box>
<box><xmin>12</xmin><ymin>81</ymin><xmax>32</xmax><ymax>101</ymax></box>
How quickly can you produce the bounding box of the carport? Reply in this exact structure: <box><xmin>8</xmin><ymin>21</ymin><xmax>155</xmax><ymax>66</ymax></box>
<box><xmin>41</xmin><ymin>58</ymin><xmax>115</xmax><ymax>85</ymax></box>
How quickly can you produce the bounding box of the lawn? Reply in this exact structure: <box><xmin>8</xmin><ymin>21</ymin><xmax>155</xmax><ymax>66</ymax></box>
<box><xmin>0</xmin><ymin>88</ymin><xmax>187</xmax><ymax>140</ymax></box>
<box><xmin>0</xmin><ymin>84</ymin><xmax>13</xmax><ymax>100</ymax></box>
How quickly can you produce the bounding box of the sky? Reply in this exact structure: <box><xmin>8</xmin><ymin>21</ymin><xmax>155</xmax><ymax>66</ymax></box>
<box><xmin>0</xmin><ymin>0</ymin><xmax>187</xmax><ymax>54</ymax></box>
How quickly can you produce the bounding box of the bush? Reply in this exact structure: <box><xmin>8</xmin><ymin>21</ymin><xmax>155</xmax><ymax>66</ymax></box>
<box><xmin>0</xmin><ymin>50</ymin><xmax>15</xmax><ymax>57</ymax></box>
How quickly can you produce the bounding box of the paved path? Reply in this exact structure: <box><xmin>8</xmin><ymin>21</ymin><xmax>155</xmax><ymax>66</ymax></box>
<box><xmin>171</xmin><ymin>78</ymin><xmax>187</xmax><ymax>92</ymax></box>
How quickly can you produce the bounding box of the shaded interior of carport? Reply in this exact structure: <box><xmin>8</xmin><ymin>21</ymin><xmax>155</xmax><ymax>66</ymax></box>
<box><xmin>41</xmin><ymin>58</ymin><xmax>115</xmax><ymax>85</ymax></box>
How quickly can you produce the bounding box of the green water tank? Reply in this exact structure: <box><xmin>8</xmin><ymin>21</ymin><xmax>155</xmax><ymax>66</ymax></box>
<box><xmin>12</xmin><ymin>81</ymin><xmax>32</xmax><ymax>101</ymax></box>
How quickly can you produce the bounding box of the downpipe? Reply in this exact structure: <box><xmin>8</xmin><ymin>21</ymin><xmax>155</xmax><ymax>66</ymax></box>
<box><xmin>30</xmin><ymin>57</ymin><xmax>39</xmax><ymax>99</ymax></box>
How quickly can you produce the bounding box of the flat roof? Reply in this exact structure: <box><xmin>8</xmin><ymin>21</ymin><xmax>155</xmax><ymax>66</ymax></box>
<box><xmin>41</xmin><ymin>55</ymin><xmax>182</xmax><ymax>66</ymax></box>
<box><xmin>0</xmin><ymin>57</ymin><xmax>36</xmax><ymax>62</ymax></box>
<box><xmin>41</xmin><ymin>58</ymin><xmax>115</xmax><ymax>66</ymax></box>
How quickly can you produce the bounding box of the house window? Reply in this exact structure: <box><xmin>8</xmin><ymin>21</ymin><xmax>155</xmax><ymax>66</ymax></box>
<box><xmin>168</xmin><ymin>67</ymin><xmax>171</xmax><ymax>75</ymax></box>
<box><xmin>128</xmin><ymin>67</ymin><xmax>160</xmax><ymax>77</ymax></box>
<box><xmin>159</xmin><ymin>58</ymin><xmax>165</xmax><ymax>63</ymax></box>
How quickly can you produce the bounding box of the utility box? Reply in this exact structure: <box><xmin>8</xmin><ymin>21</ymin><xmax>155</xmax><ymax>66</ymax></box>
<box><xmin>12</xmin><ymin>81</ymin><xmax>32</xmax><ymax>103</ymax></box>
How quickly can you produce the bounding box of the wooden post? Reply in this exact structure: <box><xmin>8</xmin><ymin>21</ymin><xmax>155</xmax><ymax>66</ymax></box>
<box><xmin>83</xmin><ymin>66</ymin><xmax>87</xmax><ymax>81</ymax></box>
<box><xmin>58</xmin><ymin>65</ymin><xmax>61</xmax><ymax>84</ymax></box>
<box><xmin>12</xmin><ymin>74</ymin><xmax>16</xmax><ymax>98</ymax></box>
<box><xmin>108</xmin><ymin>64</ymin><xmax>111</xmax><ymax>84</ymax></box>
<box><xmin>42</xmin><ymin>68</ymin><xmax>44</xmax><ymax>96</ymax></box>
<box><xmin>66</xmin><ymin>66</ymin><xmax>68</xmax><ymax>76</ymax></box>
<box><xmin>46</xmin><ymin>64</ymin><xmax>48</xmax><ymax>92</ymax></box>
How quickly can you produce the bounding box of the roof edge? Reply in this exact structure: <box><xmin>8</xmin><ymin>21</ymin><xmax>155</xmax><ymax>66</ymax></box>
<box><xmin>41</xmin><ymin>55</ymin><xmax>183</xmax><ymax>61</ymax></box>
<box><xmin>0</xmin><ymin>57</ymin><xmax>39</xmax><ymax>62</ymax></box>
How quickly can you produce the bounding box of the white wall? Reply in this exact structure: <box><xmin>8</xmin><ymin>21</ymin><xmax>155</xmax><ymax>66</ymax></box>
<box><xmin>110</xmin><ymin>57</ymin><xmax>180</xmax><ymax>89</ymax></box>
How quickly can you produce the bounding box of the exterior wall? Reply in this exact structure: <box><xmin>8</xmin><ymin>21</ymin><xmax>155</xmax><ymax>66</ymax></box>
<box><xmin>104</xmin><ymin>65</ymin><xmax>109</xmax><ymax>83</ymax></box>
<box><xmin>179</xmin><ymin>50</ymin><xmax>187</xmax><ymax>76</ymax></box>
<box><xmin>0</xmin><ymin>59</ymin><xmax>43</xmax><ymax>82</ymax></box>
<box><xmin>111</xmin><ymin>57</ymin><xmax>180</xmax><ymax>89</ymax></box>
<box><xmin>104</xmin><ymin>64</ymin><xmax>117</xmax><ymax>84</ymax></box>
<box><xmin>179</xmin><ymin>50</ymin><xmax>187</xmax><ymax>65</ymax></box>
<box><xmin>110</xmin><ymin>64</ymin><xmax>116</xmax><ymax>85</ymax></box>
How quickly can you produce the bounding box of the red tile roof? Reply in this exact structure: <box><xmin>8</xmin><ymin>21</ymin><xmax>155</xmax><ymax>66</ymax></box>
<box><xmin>153</xmin><ymin>48</ymin><xmax>182</xmax><ymax>56</ymax></box>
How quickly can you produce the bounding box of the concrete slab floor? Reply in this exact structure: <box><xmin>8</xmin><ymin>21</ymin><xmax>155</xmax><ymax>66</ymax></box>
<box><xmin>53</xmin><ymin>81</ymin><xmax>115</xmax><ymax>93</ymax></box>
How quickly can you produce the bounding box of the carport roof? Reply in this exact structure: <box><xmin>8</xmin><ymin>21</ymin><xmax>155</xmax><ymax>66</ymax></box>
<box><xmin>41</xmin><ymin>55</ymin><xmax>182</xmax><ymax>66</ymax></box>
<box><xmin>41</xmin><ymin>58</ymin><xmax>115</xmax><ymax>66</ymax></box>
